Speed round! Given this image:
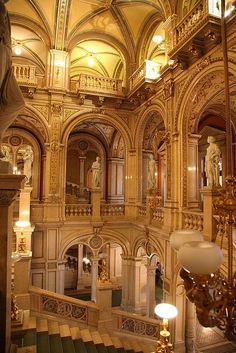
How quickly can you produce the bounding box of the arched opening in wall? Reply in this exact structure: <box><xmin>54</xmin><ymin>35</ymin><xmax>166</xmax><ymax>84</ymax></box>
<box><xmin>1</xmin><ymin>127</ymin><xmax>43</xmax><ymax>200</ymax></box>
<box><xmin>142</xmin><ymin>111</ymin><xmax>166</xmax><ymax>204</ymax></box>
<box><xmin>197</xmin><ymin>113</ymin><xmax>228</xmax><ymax>208</ymax></box>
<box><xmin>64</xmin><ymin>241</ymin><xmax>123</xmax><ymax>307</ymax></box>
<box><xmin>66</xmin><ymin>120</ymin><xmax>125</xmax><ymax>205</ymax></box>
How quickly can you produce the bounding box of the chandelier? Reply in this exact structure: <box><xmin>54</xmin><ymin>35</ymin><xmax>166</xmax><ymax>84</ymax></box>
<box><xmin>170</xmin><ymin>0</ymin><xmax>236</xmax><ymax>342</ymax></box>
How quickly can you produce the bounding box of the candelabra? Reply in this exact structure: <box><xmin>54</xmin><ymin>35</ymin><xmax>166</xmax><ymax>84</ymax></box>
<box><xmin>170</xmin><ymin>0</ymin><xmax>236</xmax><ymax>341</ymax></box>
<box><xmin>155</xmin><ymin>303</ymin><xmax>178</xmax><ymax>353</ymax></box>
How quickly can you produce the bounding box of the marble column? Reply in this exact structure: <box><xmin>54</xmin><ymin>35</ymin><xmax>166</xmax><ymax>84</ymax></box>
<box><xmin>77</xmin><ymin>244</ymin><xmax>83</xmax><ymax>289</ymax></box>
<box><xmin>79</xmin><ymin>156</ymin><xmax>86</xmax><ymax>196</ymax></box>
<box><xmin>0</xmin><ymin>175</ymin><xmax>24</xmax><ymax>353</ymax></box>
<box><xmin>185</xmin><ymin>301</ymin><xmax>197</xmax><ymax>353</ymax></box>
<box><xmin>146</xmin><ymin>266</ymin><xmax>156</xmax><ymax>317</ymax></box>
<box><xmin>91</xmin><ymin>257</ymin><xmax>99</xmax><ymax>302</ymax></box>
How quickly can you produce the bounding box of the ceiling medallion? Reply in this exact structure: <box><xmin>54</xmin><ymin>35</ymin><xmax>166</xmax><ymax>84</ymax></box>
<box><xmin>89</xmin><ymin>235</ymin><xmax>102</xmax><ymax>249</ymax></box>
<box><xmin>9</xmin><ymin>135</ymin><xmax>22</xmax><ymax>146</ymax></box>
<box><xmin>78</xmin><ymin>140</ymin><xmax>88</xmax><ymax>151</ymax></box>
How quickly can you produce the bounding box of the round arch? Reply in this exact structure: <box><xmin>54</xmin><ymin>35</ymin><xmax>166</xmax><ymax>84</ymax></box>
<box><xmin>58</xmin><ymin>228</ymin><xmax>131</xmax><ymax>261</ymax></box>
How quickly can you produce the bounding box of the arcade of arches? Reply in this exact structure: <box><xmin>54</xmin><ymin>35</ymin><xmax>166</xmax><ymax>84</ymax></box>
<box><xmin>1</xmin><ymin>1</ymin><xmax>236</xmax><ymax>352</ymax></box>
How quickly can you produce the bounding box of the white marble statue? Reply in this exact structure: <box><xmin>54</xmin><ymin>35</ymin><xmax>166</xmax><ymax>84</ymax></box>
<box><xmin>23</xmin><ymin>146</ymin><xmax>33</xmax><ymax>184</ymax></box>
<box><xmin>205</xmin><ymin>136</ymin><xmax>221</xmax><ymax>188</ymax></box>
<box><xmin>92</xmin><ymin>156</ymin><xmax>101</xmax><ymax>188</ymax></box>
<box><xmin>0</xmin><ymin>144</ymin><xmax>12</xmax><ymax>163</ymax></box>
<box><xmin>147</xmin><ymin>154</ymin><xmax>157</xmax><ymax>190</ymax></box>
<box><xmin>0</xmin><ymin>0</ymin><xmax>25</xmax><ymax>158</ymax></box>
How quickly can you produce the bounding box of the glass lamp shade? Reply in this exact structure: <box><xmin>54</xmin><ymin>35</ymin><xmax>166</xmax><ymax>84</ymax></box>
<box><xmin>170</xmin><ymin>229</ymin><xmax>203</xmax><ymax>251</ymax></box>
<box><xmin>178</xmin><ymin>241</ymin><xmax>223</xmax><ymax>275</ymax></box>
<box><xmin>154</xmin><ymin>303</ymin><xmax>178</xmax><ymax>319</ymax></box>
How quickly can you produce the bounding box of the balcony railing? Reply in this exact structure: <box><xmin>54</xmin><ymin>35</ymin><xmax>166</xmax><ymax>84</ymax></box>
<box><xmin>129</xmin><ymin>60</ymin><xmax>160</xmax><ymax>92</ymax></box>
<box><xmin>76</xmin><ymin>74</ymin><xmax>123</xmax><ymax>97</ymax></box>
<box><xmin>13</xmin><ymin>64</ymin><xmax>38</xmax><ymax>86</ymax></box>
<box><xmin>182</xmin><ymin>210</ymin><xmax>204</xmax><ymax>231</ymax></box>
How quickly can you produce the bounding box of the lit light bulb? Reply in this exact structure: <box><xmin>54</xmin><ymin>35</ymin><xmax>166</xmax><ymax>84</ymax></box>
<box><xmin>88</xmin><ymin>55</ymin><xmax>95</xmax><ymax>67</ymax></box>
<box><xmin>14</xmin><ymin>47</ymin><xmax>22</xmax><ymax>56</ymax></box>
<box><xmin>152</xmin><ymin>35</ymin><xmax>163</xmax><ymax>44</ymax></box>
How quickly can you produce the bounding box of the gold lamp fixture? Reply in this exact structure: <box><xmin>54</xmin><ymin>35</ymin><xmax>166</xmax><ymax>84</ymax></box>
<box><xmin>154</xmin><ymin>303</ymin><xmax>178</xmax><ymax>353</ymax></box>
<box><xmin>170</xmin><ymin>0</ymin><xmax>236</xmax><ymax>341</ymax></box>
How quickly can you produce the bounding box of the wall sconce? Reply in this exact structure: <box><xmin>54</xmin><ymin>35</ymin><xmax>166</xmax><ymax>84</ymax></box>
<box><xmin>155</xmin><ymin>303</ymin><xmax>178</xmax><ymax>353</ymax></box>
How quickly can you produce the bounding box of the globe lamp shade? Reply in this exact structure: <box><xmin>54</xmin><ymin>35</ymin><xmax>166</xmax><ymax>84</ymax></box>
<box><xmin>178</xmin><ymin>241</ymin><xmax>223</xmax><ymax>275</ymax></box>
<box><xmin>170</xmin><ymin>229</ymin><xmax>203</xmax><ymax>251</ymax></box>
<box><xmin>154</xmin><ymin>303</ymin><xmax>178</xmax><ymax>319</ymax></box>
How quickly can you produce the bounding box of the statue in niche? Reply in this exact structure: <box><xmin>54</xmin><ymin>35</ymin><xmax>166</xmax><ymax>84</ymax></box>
<box><xmin>147</xmin><ymin>154</ymin><xmax>157</xmax><ymax>190</ymax></box>
<box><xmin>0</xmin><ymin>0</ymin><xmax>25</xmax><ymax>159</ymax></box>
<box><xmin>0</xmin><ymin>144</ymin><xmax>12</xmax><ymax>163</ymax></box>
<box><xmin>205</xmin><ymin>136</ymin><xmax>221</xmax><ymax>188</ymax></box>
<box><xmin>92</xmin><ymin>156</ymin><xmax>101</xmax><ymax>188</ymax></box>
<box><xmin>23</xmin><ymin>146</ymin><xmax>33</xmax><ymax>185</ymax></box>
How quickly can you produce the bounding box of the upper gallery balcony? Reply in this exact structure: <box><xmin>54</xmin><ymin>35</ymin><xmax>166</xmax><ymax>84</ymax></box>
<box><xmin>127</xmin><ymin>60</ymin><xmax>161</xmax><ymax>104</ymax></box>
<box><xmin>75</xmin><ymin>74</ymin><xmax>124</xmax><ymax>105</ymax></box>
<box><xmin>168</xmin><ymin>0</ymin><xmax>236</xmax><ymax>68</ymax></box>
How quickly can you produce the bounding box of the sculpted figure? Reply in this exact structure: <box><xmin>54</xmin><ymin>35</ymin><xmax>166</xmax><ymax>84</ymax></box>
<box><xmin>0</xmin><ymin>144</ymin><xmax>12</xmax><ymax>163</ymax></box>
<box><xmin>0</xmin><ymin>0</ymin><xmax>25</xmax><ymax>156</ymax></box>
<box><xmin>92</xmin><ymin>156</ymin><xmax>101</xmax><ymax>188</ymax></box>
<box><xmin>147</xmin><ymin>154</ymin><xmax>157</xmax><ymax>190</ymax></box>
<box><xmin>205</xmin><ymin>136</ymin><xmax>221</xmax><ymax>188</ymax></box>
<box><xmin>23</xmin><ymin>146</ymin><xmax>33</xmax><ymax>185</ymax></box>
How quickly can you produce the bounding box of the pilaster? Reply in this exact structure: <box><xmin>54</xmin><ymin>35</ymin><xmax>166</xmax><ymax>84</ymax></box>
<box><xmin>0</xmin><ymin>175</ymin><xmax>24</xmax><ymax>353</ymax></box>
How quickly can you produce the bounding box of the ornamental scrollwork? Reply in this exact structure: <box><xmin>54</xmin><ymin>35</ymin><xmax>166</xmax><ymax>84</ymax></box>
<box><xmin>121</xmin><ymin>317</ymin><xmax>159</xmax><ymax>338</ymax></box>
<box><xmin>42</xmin><ymin>296</ymin><xmax>87</xmax><ymax>322</ymax></box>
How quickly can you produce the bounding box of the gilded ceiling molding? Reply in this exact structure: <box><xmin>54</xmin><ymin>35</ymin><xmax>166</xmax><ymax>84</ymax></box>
<box><xmin>9</xmin><ymin>14</ymin><xmax>51</xmax><ymax>47</ymax></box>
<box><xmin>61</xmin><ymin>111</ymin><xmax>133</xmax><ymax>150</ymax></box>
<box><xmin>55</xmin><ymin>0</ymin><xmax>71</xmax><ymax>50</ymax></box>
<box><xmin>28</xmin><ymin>0</ymin><xmax>53</xmax><ymax>42</ymax></box>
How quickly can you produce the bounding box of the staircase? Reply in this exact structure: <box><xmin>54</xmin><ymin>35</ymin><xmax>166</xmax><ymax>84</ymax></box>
<box><xmin>13</xmin><ymin>312</ymin><xmax>156</xmax><ymax>353</ymax></box>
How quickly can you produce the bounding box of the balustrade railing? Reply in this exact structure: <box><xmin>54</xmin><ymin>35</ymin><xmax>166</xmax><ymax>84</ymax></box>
<box><xmin>13</xmin><ymin>64</ymin><xmax>38</xmax><ymax>86</ymax></box>
<box><xmin>129</xmin><ymin>60</ymin><xmax>160</xmax><ymax>91</ymax></box>
<box><xmin>76</xmin><ymin>74</ymin><xmax>123</xmax><ymax>96</ymax></box>
<box><xmin>182</xmin><ymin>210</ymin><xmax>204</xmax><ymax>231</ymax></box>
<box><xmin>29</xmin><ymin>286</ymin><xmax>98</xmax><ymax>327</ymax></box>
<box><xmin>152</xmin><ymin>207</ymin><xmax>164</xmax><ymax>224</ymax></box>
<box><xmin>112</xmin><ymin>309</ymin><xmax>160</xmax><ymax>340</ymax></box>
<box><xmin>138</xmin><ymin>204</ymin><xmax>146</xmax><ymax>218</ymax></box>
<box><xmin>101</xmin><ymin>204</ymin><xmax>125</xmax><ymax>216</ymax></box>
<box><xmin>173</xmin><ymin>0</ymin><xmax>220</xmax><ymax>48</ymax></box>
<box><xmin>65</xmin><ymin>204</ymin><xmax>92</xmax><ymax>217</ymax></box>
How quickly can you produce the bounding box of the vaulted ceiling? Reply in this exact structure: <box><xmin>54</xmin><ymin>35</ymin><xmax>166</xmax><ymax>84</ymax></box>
<box><xmin>7</xmin><ymin>0</ymin><xmax>198</xmax><ymax>80</ymax></box>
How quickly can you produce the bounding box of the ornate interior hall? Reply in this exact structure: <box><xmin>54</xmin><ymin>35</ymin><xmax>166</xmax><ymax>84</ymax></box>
<box><xmin>1</xmin><ymin>0</ymin><xmax>236</xmax><ymax>353</ymax></box>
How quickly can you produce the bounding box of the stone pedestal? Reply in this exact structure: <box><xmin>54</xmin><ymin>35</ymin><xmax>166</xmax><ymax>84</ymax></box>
<box><xmin>0</xmin><ymin>174</ymin><xmax>24</xmax><ymax>353</ymax></box>
<box><xmin>96</xmin><ymin>281</ymin><xmax>113</xmax><ymax>331</ymax></box>
<box><xmin>91</xmin><ymin>188</ymin><xmax>101</xmax><ymax>221</ymax></box>
<box><xmin>200</xmin><ymin>187</ymin><xmax>220</xmax><ymax>240</ymax></box>
<box><xmin>14</xmin><ymin>256</ymin><xmax>31</xmax><ymax>309</ymax></box>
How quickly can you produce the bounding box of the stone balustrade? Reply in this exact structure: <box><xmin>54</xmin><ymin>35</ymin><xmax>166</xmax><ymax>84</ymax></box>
<box><xmin>13</xmin><ymin>64</ymin><xmax>38</xmax><ymax>86</ymax></box>
<box><xmin>76</xmin><ymin>74</ymin><xmax>123</xmax><ymax>96</ymax></box>
<box><xmin>29</xmin><ymin>286</ymin><xmax>98</xmax><ymax>327</ymax></box>
<box><xmin>182</xmin><ymin>210</ymin><xmax>204</xmax><ymax>231</ymax></box>
<box><xmin>101</xmin><ymin>204</ymin><xmax>125</xmax><ymax>216</ymax></box>
<box><xmin>65</xmin><ymin>204</ymin><xmax>92</xmax><ymax>217</ymax></box>
<box><xmin>129</xmin><ymin>60</ymin><xmax>160</xmax><ymax>91</ymax></box>
<box><xmin>112</xmin><ymin>308</ymin><xmax>160</xmax><ymax>339</ymax></box>
<box><xmin>138</xmin><ymin>204</ymin><xmax>146</xmax><ymax>218</ymax></box>
<box><xmin>152</xmin><ymin>207</ymin><xmax>164</xmax><ymax>224</ymax></box>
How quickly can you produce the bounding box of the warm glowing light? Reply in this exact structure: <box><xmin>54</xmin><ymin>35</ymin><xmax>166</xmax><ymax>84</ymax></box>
<box><xmin>155</xmin><ymin>303</ymin><xmax>178</xmax><ymax>319</ymax></box>
<box><xmin>55</xmin><ymin>59</ymin><xmax>65</xmax><ymax>67</ymax></box>
<box><xmin>14</xmin><ymin>47</ymin><xmax>22</xmax><ymax>56</ymax></box>
<box><xmin>145</xmin><ymin>60</ymin><xmax>160</xmax><ymax>80</ymax></box>
<box><xmin>152</xmin><ymin>35</ymin><xmax>163</xmax><ymax>44</ymax></box>
<box><xmin>15</xmin><ymin>220</ymin><xmax>30</xmax><ymax>228</ymax></box>
<box><xmin>88</xmin><ymin>55</ymin><xmax>95</xmax><ymax>67</ymax></box>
